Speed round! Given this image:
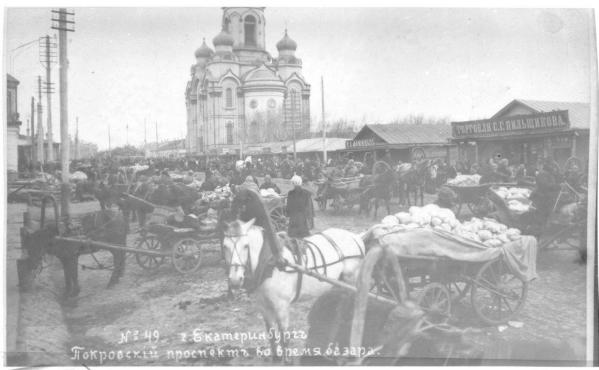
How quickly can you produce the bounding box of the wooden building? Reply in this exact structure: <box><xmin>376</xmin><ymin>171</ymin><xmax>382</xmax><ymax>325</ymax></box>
<box><xmin>343</xmin><ymin>124</ymin><xmax>457</xmax><ymax>163</ymax></box>
<box><xmin>6</xmin><ymin>74</ymin><xmax>21</xmax><ymax>180</ymax></box>
<box><xmin>451</xmin><ymin>99</ymin><xmax>590</xmax><ymax>171</ymax></box>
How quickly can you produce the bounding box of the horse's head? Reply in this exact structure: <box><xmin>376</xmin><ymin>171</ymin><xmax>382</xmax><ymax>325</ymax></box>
<box><xmin>222</xmin><ymin>218</ymin><xmax>263</xmax><ymax>289</ymax></box>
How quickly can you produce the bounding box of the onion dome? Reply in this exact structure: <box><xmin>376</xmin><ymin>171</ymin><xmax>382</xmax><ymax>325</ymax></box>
<box><xmin>213</xmin><ymin>28</ymin><xmax>234</xmax><ymax>47</ymax></box>
<box><xmin>276</xmin><ymin>29</ymin><xmax>297</xmax><ymax>51</ymax></box>
<box><xmin>195</xmin><ymin>38</ymin><xmax>214</xmax><ymax>58</ymax></box>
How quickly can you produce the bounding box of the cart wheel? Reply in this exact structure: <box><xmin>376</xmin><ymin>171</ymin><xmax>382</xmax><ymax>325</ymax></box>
<box><xmin>270</xmin><ymin>207</ymin><xmax>288</xmax><ymax>233</ymax></box>
<box><xmin>135</xmin><ymin>236</ymin><xmax>165</xmax><ymax>270</ymax></box>
<box><xmin>471</xmin><ymin>259</ymin><xmax>528</xmax><ymax>325</ymax></box>
<box><xmin>172</xmin><ymin>238</ymin><xmax>202</xmax><ymax>274</ymax></box>
<box><xmin>417</xmin><ymin>282</ymin><xmax>451</xmax><ymax>324</ymax></box>
<box><xmin>447</xmin><ymin>281</ymin><xmax>471</xmax><ymax>302</ymax></box>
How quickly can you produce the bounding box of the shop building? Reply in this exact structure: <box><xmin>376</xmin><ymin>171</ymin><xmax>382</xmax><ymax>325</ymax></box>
<box><xmin>344</xmin><ymin>124</ymin><xmax>457</xmax><ymax>164</ymax></box>
<box><xmin>451</xmin><ymin>99</ymin><xmax>590</xmax><ymax>171</ymax></box>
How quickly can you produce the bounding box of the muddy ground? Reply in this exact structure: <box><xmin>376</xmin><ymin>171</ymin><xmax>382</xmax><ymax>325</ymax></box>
<box><xmin>11</xmin><ymin>182</ymin><xmax>589</xmax><ymax>366</ymax></box>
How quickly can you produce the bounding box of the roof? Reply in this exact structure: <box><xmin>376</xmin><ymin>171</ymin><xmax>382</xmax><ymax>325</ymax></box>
<box><xmin>7</xmin><ymin>74</ymin><xmax>19</xmax><ymax>84</ymax></box>
<box><xmin>491</xmin><ymin>99</ymin><xmax>589</xmax><ymax>129</ymax></box>
<box><xmin>154</xmin><ymin>139</ymin><xmax>185</xmax><ymax>152</ymax></box>
<box><xmin>354</xmin><ymin>124</ymin><xmax>452</xmax><ymax>146</ymax></box>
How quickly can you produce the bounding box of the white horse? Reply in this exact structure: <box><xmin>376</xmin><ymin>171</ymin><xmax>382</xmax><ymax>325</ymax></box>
<box><xmin>222</xmin><ymin>218</ymin><xmax>366</xmax><ymax>362</ymax></box>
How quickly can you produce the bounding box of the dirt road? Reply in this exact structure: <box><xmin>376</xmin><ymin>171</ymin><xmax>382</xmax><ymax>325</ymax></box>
<box><xmin>10</xmin><ymin>187</ymin><xmax>588</xmax><ymax>366</ymax></box>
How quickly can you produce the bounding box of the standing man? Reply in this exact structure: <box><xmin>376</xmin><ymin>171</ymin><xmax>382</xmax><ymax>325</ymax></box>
<box><xmin>286</xmin><ymin>175</ymin><xmax>314</xmax><ymax>238</ymax></box>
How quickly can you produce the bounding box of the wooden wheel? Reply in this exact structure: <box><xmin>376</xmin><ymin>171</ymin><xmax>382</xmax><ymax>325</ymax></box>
<box><xmin>135</xmin><ymin>236</ymin><xmax>165</xmax><ymax>270</ymax></box>
<box><xmin>171</xmin><ymin>238</ymin><xmax>202</xmax><ymax>274</ymax></box>
<box><xmin>471</xmin><ymin>259</ymin><xmax>528</xmax><ymax>325</ymax></box>
<box><xmin>269</xmin><ymin>206</ymin><xmax>288</xmax><ymax>232</ymax></box>
<box><xmin>417</xmin><ymin>283</ymin><xmax>451</xmax><ymax>324</ymax></box>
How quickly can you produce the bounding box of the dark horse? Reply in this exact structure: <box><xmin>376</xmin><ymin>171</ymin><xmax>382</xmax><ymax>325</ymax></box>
<box><xmin>60</xmin><ymin>210</ymin><xmax>127</xmax><ymax>297</ymax></box>
<box><xmin>360</xmin><ymin>161</ymin><xmax>395</xmax><ymax>219</ymax></box>
<box><xmin>397</xmin><ymin>159</ymin><xmax>437</xmax><ymax>207</ymax></box>
<box><xmin>21</xmin><ymin>203</ymin><xmax>127</xmax><ymax>298</ymax></box>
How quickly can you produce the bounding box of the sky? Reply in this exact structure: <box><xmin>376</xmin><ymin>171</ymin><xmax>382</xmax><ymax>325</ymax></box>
<box><xmin>5</xmin><ymin>7</ymin><xmax>594</xmax><ymax>150</ymax></box>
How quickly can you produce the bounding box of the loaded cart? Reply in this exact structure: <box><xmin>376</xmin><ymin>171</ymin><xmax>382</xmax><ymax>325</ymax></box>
<box><xmin>132</xmin><ymin>194</ymin><xmax>227</xmax><ymax>274</ymax></box>
<box><xmin>360</xmin><ymin>226</ymin><xmax>537</xmax><ymax>326</ymax></box>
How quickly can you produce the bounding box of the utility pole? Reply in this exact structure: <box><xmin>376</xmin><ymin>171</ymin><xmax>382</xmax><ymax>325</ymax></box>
<box><xmin>30</xmin><ymin>97</ymin><xmax>35</xmax><ymax>165</ymax></box>
<box><xmin>36</xmin><ymin>96</ymin><xmax>44</xmax><ymax>167</ymax></box>
<box><xmin>126</xmin><ymin>123</ymin><xmax>129</xmax><ymax>146</ymax></box>
<box><xmin>144</xmin><ymin>117</ymin><xmax>147</xmax><ymax>158</ymax></box>
<box><xmin>75</xmin><ymin>116</ymin><xmax>79</xmax><ymax>160</ymax></box>
<box><xmin>290</xmin><ymin>92</ymin><xmax>297</xmax><ymax>161</ymax></box>
<box><xmin>321</xmin><ymin>76</ymin><xmax>327</xmax><ymax>164</ymax></box>
<box><xmin>155</xmin><ymin>121</ymin><xmax>159</xmax><ymax>158</ymax></box>
<box><xmin>40</xmin><ymin>34</ymin><xmax>56</xmax><ymax>162</ymax></box>
<box><xmin>36</xmin><ymin>76</ymin><xmax>44</xmax><ymax>162</ymax></box>
<box><xmin>52</xmin><ymin>8</ymin><xmax>75</xmax><ymax>219</ymax></box>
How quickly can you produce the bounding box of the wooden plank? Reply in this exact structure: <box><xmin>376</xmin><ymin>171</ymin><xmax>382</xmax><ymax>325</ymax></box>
<box><xmin>283</xmin><ymin>260</ymin><xmax>398</xmax><ymax>306</ymax></box>
<box><xmin>54</xmin><ymin>236</ymin><xmax>169</xmax><ymax>257</ymax></box>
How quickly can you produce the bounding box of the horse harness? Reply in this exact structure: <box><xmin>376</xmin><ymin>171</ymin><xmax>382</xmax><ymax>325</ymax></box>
<box><xmin>277</xmin><ymin>232</ymin><xmax>364</xmax><ymax>302</ymax></box>
<box><xmin>224</xmin><ymin>229</ymin><xmax>364</xmax><ymax>302</ymax></box>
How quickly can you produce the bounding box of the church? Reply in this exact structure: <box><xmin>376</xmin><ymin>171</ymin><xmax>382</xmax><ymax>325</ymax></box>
<box><xmin>185</xmin><ymin>7</ymin><xmax>311</xmax><ymax>155</ymax></box>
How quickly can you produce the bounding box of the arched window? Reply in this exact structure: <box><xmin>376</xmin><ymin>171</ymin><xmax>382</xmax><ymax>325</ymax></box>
<box><xmin>244</xmin><ymin>15</ymin><xmax>257</xmax><ymax>47</ymax></box>
<box><xmin>225</xmin><ymin>88</ymin><xmax>233</xmax><ymax>108</ymax></box>
<box><xmin>226</xmin><ymin>122</ymin><xmax>234</xmax><ymax>144</ymax></box>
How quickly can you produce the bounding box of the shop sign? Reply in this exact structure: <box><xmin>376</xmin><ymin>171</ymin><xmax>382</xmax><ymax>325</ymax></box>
<box><xmin>346</xmin><ymin>138</ymin><xmax>376</xmax><ymax>149</ymax></box>
<box><xmin>452</xmin><ymin>110</ymin><xmax>569</xmax><ymax>139</ymax></box>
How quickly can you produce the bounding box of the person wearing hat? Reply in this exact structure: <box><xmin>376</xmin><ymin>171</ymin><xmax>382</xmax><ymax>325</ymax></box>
<box><xmin>286</xmin><ymin>175</ymin><xmax>314</xmax><ymax>238</ymax></box>
<box><xmin>259</xmin><ymin>174</ymin><xmax>281</xmax><ymax>194</ymax></box>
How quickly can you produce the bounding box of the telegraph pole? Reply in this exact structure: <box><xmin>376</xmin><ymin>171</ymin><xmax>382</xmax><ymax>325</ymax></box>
<box><xmin>36</xmin><ymin>76</ymin><xmax>44</xmax><ymax>161</ymax></box>
<box><xmin>30</xmin><ymin>97</ymin><xmax>35</xmax><ymax>165</ymax></box>
<box><xmin>75</xmin><ymin>116</ymin><xmax>79</xmax><ymax>160</ymax></box>
<box><xmin>40</xmin><ymin>34</ymin><xmax>56</xmax><ymax>162</ymax></box>
<box><xmin>144</xmin><ymin>118</ymin><xmax>147</xmax><ymax>158</ymax></box>
<box><xmin>321</xmin><ymin>76</ymin><xmax>327</xmax><ymax>164</ymax></box>
<box><xmin>126</xmin><ymin>123</ymin><xmax>129</xmax><ymax>146</ymax></box>
<box><xmin>290</xmin><ymin>92</ymin><xmax>297</xmax><ymax>161</ymax></box>
<box><xmin>52</xmin><ymin>8</ymin><xmax>75</xmax><ymax>219</ymax></box>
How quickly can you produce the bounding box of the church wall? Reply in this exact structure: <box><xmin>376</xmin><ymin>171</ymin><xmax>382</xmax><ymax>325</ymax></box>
<box><xmin>244</xmin><ymin>91</ymin><xmax>285</xmax><ymax>143</ymax></box>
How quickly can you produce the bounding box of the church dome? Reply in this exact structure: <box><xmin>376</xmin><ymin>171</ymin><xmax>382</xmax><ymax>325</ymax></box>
<box><xmin>213</xmin><ymin>29</ymin><xmax>234</xmax><ymax>47</ymax></box>
<box><xmin>195</xmin><ymin>38</ymin><xmax>214</xmax><ymax>58</ymax></box>
<box><xmin>276</xmin><ymin>29</ymin><xmax>297</xmax><ymax>51</ymax></box>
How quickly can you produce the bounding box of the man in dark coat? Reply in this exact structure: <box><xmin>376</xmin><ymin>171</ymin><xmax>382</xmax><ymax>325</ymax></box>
<box><xmin>530</xmin><ymin>158</ymin><xmax>562</xmax><ymax>230</ymax></box>
<box><xmin>286</xmin><ymin>175</ymin><xmax>314</xmax><ymax>238</ymax></box>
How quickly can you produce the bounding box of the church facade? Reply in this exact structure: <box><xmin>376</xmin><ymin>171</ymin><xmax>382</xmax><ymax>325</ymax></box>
<box><xmin>185</xmin><ymin>7</ymin><xmax>311</xmax><ymax>155</ymax></box>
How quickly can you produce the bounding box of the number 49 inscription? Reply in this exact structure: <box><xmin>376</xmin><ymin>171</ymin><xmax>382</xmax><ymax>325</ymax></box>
<box><xmin>118</xmin><ymin>329</ymin><xmax>160</xmax><ymax>344</ymax></box>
